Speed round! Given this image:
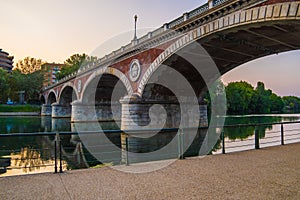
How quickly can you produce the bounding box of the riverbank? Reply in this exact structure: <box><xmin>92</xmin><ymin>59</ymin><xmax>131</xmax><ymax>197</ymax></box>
<box><xmin>0</xmin><ymin>104</ymin><xmax>40</xmax><ymax>113</ymax></box>
<box><xmin>0</xmin><ymin>112</ymin><xmax>40</xmax><ymax>116</ymax></box>
<box><xmin>1</xmin><ymin>143</ymin><xmax>299</xmax><ymax>199</ymax></box>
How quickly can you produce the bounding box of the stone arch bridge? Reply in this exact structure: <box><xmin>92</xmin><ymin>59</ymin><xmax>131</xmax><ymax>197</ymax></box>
<box><xmin>41</xmin><ymin>0</ymin><xmax>300</xmax><ymax>130</ymax></box>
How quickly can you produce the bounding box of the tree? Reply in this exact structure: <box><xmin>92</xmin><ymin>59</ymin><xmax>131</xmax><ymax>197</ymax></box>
<box><xmin>56</xmin><ymin>53</ymin><xmax>97</xmax><ymax>80</ymax></box>
<box><xmin>15</xmin><ymin>57</ymin><xmax>44</xmax><ymax>74</ymax></box>
<box><xmin>251</xmin><ymin>82</ymin><xmax>271</xmax><ymax>114</ymax></box>
<box><xmin>269</xmin><ymin>93</ymin><xmax>284</xmax><ymax>113</ymax></box>
<box><xmin>225</xmin><ymin>81</ymin><xmax>255</xmax><ymax>114</ymax></box>
<box><xmin>282</xmin><ymin>96</ymin><xmax>300</xmax><ymax>112</ymax></box>
<box><xmin>0</xmin><ymin>68</ymin><xmax>10</xmax><ymax>103</ymax></box>
<box><xmin>205</xmin><ymin>79</ymin><xmax>226</xmax><ymax>117</ymax></box>
<box><xmin>9</xmin><ymin>69</ymin><xmax>43</xmax><ymax>103</ymax></box>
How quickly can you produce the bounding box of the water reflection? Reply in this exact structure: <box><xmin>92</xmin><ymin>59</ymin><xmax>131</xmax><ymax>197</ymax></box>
<box><xmin>1</xmin><ymin>114</ymin><xmax>300</xmax><ymax>176</ymax></box>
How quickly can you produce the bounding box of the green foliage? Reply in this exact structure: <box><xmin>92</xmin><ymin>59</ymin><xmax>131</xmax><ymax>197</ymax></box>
<box><xmin>225</xmin><ymin>81</ymin><xmax>254</xmax><ymax>114</ymax></box>
<box><xmin>56</xmin><ymin>53</ymin><xmax>97</xmax><ymax>80</ymax></box>
<box><xmin>0</xmin><ymin>68</ymin><xmax>10</xmax><ymax>103</ymax></box>
<box><xmin>207</xmin><ymin>80</ymin><xmax>288</xmax><ymax>115</ymax></box>
<box><xmin>9</xmin><ymin>69</ymin><xmax>44</xmax><ymax>103</ymax></box>
<box><xmin>15</xmin><ymin>57</ymin><xmax>43</xmax><ymax>74</ymax></box>
<box><xmin>0</xmin><ymin>105</ymin><xmax>40</xmax><ymax>112</ymax></box>
<box><xmin>282</xmin><ymin>96</ymin><xmax>300</xmax><ymax>112</ymax></box>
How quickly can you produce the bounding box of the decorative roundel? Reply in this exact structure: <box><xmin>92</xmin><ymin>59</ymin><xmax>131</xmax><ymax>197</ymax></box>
<box><xmin>77</xmin><ymin>80</ymin><xmax>82</xmax><ymax>93</ymax></box>
<box><xmin>129</xmin><ymin>59</ymin><xmax>141</xmax><ymax>82</ymax></box>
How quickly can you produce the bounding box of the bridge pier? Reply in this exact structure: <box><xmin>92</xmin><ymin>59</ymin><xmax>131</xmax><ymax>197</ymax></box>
<box><xmin>71</xmin><ymin>101</ymin><xmax>122</xmax><ymax>123</ymax></box>
<box><xmin>41</xmin><ymin>104</ymin><xmax>52</xmax><ymax>116</ymax></box>
<box><xmin>52</xmin><ymin>103</ymin><xmax>71</xmax><ymax>118</ymax></box>
<box><xmin>120</xmin><ymin>95</ymin><xmax>208</xmax><ymax>130</ymax></box>
<box><xmin>119</xmin><ymin>95</ymin><xmax>209</xmax><ymax>163</ymax></box>
<box><xmin>120</xmin><ymin>95</ymin><xmax>182</xmax><ymax>130</ymax></box>
<box><xmin>199</xmin><ymin>104</ymin><xmax>208</xmax><ymax>127</ymax></box>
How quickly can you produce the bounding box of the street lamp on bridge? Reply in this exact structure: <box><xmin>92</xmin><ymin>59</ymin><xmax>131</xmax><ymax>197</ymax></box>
<box><xmin>133</xmin><ymin>15</ymin><xmax>138</xmax><ymax>41</ymax></box>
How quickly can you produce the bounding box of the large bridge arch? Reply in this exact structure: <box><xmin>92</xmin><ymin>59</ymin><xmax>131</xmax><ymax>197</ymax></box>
<box><xmin>72</xmin><ymin>67</ymin><xmax>131</xmax><ymax>123</ymax></box>
<box><xmin>80</xmin><ymin>67</ymin><xmax>133</xmax><ymax>103</ymax></box>
<box><xmin>138</xmin><ymin>1</ymin><xmax>300</xmax><ymax>96</ymax></box>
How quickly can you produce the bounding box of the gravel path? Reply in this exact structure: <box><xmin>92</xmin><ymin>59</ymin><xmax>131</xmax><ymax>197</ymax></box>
<box><xmin>1</xmin><ymin>143</ymin><xmax>300</xmax><ymax>199</ymax></box>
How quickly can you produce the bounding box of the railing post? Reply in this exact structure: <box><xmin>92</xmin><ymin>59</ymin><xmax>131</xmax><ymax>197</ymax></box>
<box><xmin>180</xmin><ymin>129</ymin><xmax>184</xmax><ymax>160</ymax></box>
<box><xmin>59</xmin><ymin>139</ymin><xmax>63</xmax><ymax>173</ymax></box>
<box><xmin>54</xmin><ymin>140</ymin><xmax>57</xmax><ymax>173</ymax></box>
<box><xmin>281</xmin><ymin>124</ymin><xmax>285</xmax><ymax>145</ymax></box>
<box><xmin>126</xmin><ymin>134</ymin><xmax>129</xmax><ymax>166</ymax></box>
<box><xmin>222</xmin><ymin>130</ymin><xmax>225</xmax><ymax>154</ymax></box>
<box><xmin>178</xmin><ymin>129</ymin><xmax>182</xmax><ymax>159</ymax></box>
<box><xmin>255</xmin><ymin>128</ymin><xmax>260</xmax><ymax>149</ymax></box>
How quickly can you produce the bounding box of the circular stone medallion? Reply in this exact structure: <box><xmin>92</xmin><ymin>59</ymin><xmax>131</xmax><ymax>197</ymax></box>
<box><xmin>129</xmin><ymin>59</ymin><xmax>141</xmax><ymax>82</ymax></box>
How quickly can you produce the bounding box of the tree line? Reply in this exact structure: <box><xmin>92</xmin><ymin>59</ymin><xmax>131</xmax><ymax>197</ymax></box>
<box><xmin>214</xmin><ymin>81</ymin><xmax>300</xmax><ymax>115</ymax></box>
<box><xmin>0</xmin><ymin>54</ymin><xmax>96</xmax><ymax>104</ymax></box>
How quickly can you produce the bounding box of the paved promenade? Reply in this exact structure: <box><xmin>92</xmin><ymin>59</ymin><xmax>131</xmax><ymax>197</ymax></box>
<box><xmin>1</xmin><ymin>143</ymin><xmax>300</xmax><ymax>199</ymax></box>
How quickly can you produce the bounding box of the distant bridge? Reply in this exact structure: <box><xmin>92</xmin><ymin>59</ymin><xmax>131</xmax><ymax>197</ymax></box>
<box><xmin>41</xmin><ymin>0</ymin><xmax>300</xmax><ymax>130</ymax></box>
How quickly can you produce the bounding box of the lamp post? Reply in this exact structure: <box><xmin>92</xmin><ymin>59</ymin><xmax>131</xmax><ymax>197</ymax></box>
<box><xmin>133</xmin><ymin>15</ymin><xmax>138</xmax><ymax>41</ymax></box>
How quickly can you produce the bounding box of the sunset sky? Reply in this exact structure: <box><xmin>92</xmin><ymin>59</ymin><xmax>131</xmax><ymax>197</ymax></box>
<box><xmin>1</xmin><ymin>0</ymin><xmax>299</xmax><ymax>96</ymax></box>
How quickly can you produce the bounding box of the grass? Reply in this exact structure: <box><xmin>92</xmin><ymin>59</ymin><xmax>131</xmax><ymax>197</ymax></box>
<box><xmin>0</xmin><ymin>104</ymin><xmax>41</xmax><ymax>112</ymax></box>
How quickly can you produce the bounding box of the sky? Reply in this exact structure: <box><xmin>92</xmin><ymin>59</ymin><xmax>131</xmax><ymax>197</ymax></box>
<box><xmin>1</xmin><ymin>0</ymin><xmax>300</xmax><ymax>96</ymax></box>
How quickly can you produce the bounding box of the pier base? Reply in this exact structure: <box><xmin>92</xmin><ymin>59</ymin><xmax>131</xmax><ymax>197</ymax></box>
<box><xmin>52</xmin><ymin>103</ymin><xmax>71</xmax><ymax>118</ymax></box>
<box><xmin>41</xmin><ymin>104</ymin><xmax>52</xmax><ymax>116</ymax></box>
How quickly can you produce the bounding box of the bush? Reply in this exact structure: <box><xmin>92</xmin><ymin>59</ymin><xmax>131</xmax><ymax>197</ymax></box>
<box><xmin>0</xmin><ymin>104</ymin><xmax>41</xmax><ymax>112</ymax></box>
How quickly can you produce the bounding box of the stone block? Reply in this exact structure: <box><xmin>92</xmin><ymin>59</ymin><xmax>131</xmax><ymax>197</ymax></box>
<box><xmin>289</xmin><ymin>2</ymin><xmax>298</xmax><ymax>17</ymax></box>
<box><xmin>224</xmin><ymin>16</ymin><xmax>229</xmax><ymax>27</ymax></box>
<box><xmin>228</xmin><ymin>14</ymin><xmax>234</xmax><ymax>25</ymax></box>
<box><xmin>214</xmin><ymin>20</ymin><xmax>219</xmax><ymax>30</ymax></box>
<box><xmin>280</xmin><ymin>4</ymin><xmax>290</xmax><ymax>17</ymax></box>
<box><xmin>273</xmin><ymin>4</ymin><xmax>281</xmax><ymax>18</ymax></box>
<box><xmin>258</xmin><ymin>6</ymin><xmax>267</xmax><ymax>19</ymax></box>
<box><xmin>218</xmin><ymin>18</ymin><xmax>224</xmax><ymax>29</ymax></box>
<box><xmin>252</xmin><ymin>7</ymin><xmax>259</xmax><ymax>20</ymax></box>
<box><xmin>240</xmin><ymin>11</ymin><xmax>246</xmax><ymax>23</ymax></box>
<box><xmin>234</xmin><ymin>12</ymin><xmax>240</xmax><ymax>24</ymax></box>
<box><xmin>209</xmin><ymin>22</ymin><xmax>214</xmax><ymax>32</ymax></box>
<box><xmin>266</xmin><ymin>5</ymin><xmax>274</xmax><ymax>18</ymax></box>
<box><xmin>246</xmin><ymin>10</ymin><xmax>252</xmax><ymax>21</ymax></box>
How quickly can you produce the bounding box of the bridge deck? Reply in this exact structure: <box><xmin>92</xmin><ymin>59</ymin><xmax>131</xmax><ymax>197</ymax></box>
<box><xmin>1</xmin><ymin>143</ymin><xmax>300</xmax><ymax>199</ymax></box>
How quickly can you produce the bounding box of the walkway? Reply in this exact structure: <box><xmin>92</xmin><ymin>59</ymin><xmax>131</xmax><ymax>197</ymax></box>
<box><xmin>1</xmin><ymin>143</ymin><xmax>300</xmax><ymax>199</ymax></box>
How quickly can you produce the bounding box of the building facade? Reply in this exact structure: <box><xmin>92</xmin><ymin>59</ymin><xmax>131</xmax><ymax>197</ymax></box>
<box><xmin>0</xmin><ymin>49</ymin><xmax>14</xmax><ymax>72</ymax></box>
<box><xmin>41</xmin><ymin>63</ymin><xmax>63</xmax><ymax>88</ymax></box>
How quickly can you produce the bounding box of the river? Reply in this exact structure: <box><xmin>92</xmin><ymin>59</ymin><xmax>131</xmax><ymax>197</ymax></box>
<box><xmin>1</xmin><ymin>114</ymin><xmax>300</xmax><ymax>176</ymax></box>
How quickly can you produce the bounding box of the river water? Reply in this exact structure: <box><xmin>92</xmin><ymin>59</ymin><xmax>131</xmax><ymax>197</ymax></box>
<box><xmin>1</xmin><ymin>114</ymin><xmax>300</xmax><ymax>176</ymax></box>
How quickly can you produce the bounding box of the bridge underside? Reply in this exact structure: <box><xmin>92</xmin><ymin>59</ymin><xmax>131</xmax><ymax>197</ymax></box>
<box><xmin>201</xmin><ymin>20</ymin><xmax>300</xmax><ymax>75</ymax></box>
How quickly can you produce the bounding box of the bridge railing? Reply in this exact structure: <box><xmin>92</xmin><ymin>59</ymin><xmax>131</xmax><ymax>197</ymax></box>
<box><xmin>2</xmin><ymin>120</ymin><xmax>300</xmax><ymax>176</ymax></box>
<box><xmin>188</xmin><ymin>3</ymin><xmax>210</xmax><ymax>19</ymax></box>
<box><xmin>213</xmin><ymin>0</ymin><xmax>229</xmax><ymax>7</ymax></box>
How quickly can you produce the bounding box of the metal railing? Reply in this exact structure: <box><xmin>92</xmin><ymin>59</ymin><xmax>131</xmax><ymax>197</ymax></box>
<box><xmin>220</xmin><ymin>121</ymin><xmax>300</xmax><ymax>154</ymax></box>
<box><xmin>1</xmin><ymin>120</ymin><xmax>300</xmax><ymax>176</ymax></box>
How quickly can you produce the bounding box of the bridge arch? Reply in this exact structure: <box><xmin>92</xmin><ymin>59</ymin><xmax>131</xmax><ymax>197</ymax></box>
<box><xmin>138</xmin><ymin>1</ymin><xmax>300</xmax><ymax>95</ymax></box>
<box><xmin>72</xmin><ymin>67</ymin><xmax>130</xmax><ymax>123</ymax></box>
<box><xmin>40</xmin><ymin>95</ymin><xmax>46</xmax><ymax>105</ymax></box>
<box><xmin>80</xmin><ymin>67</ymin><xmax>133</xmax><ymax>102</ymax></box>
<box><xmin>58</xmin><ymin>83</ymin><xmax>78</xmax><ymax>105</ymax></box>
<box><xmin>46</xmin><ymin>90</ymin><xmax>57</xmax><ymax>105</ymax></box>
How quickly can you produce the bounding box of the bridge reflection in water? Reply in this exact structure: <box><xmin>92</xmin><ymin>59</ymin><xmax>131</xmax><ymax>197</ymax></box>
<box><xmin>1</xmin><ymin>115</ymin><xmax>300</xmax><ymax>176</ymax></box>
